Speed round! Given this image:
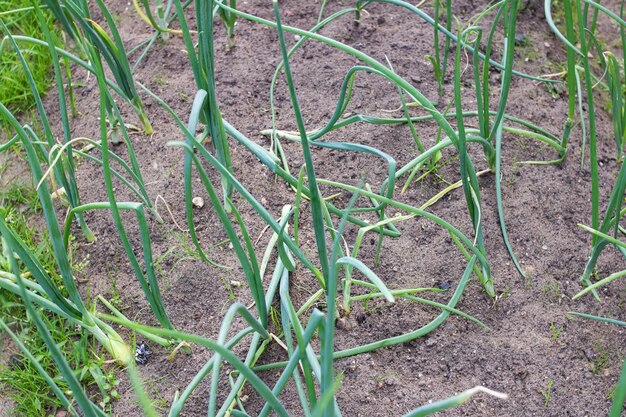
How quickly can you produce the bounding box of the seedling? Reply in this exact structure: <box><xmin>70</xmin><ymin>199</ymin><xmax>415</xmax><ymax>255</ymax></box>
<box><xmin>541</xmin><ymin>378</ymin><xmax>554</xmax><ymax>407</ymax></box>
<box><xmin>550</xmin><ymin>322</ymin><xmax>564</xmax><ymax>341</ymax></box>
<box><xmin>542</xmin><ymin>280</ymin><xmax>562</xmax><ymax>304</ymax></box>
<box><xmin>589</xmin><ymin>340</ymin><xmax>611</xmax><ymax>376</ymax></box>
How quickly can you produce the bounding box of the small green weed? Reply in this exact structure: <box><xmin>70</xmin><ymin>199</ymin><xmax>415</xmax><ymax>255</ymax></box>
<box><xmin>152</xmin><ymin>73</ymin><xmax>168</xmax><ymax>87</ymax></box>
<box><xmin>589</xmin><ymin>340</ymin><xmax>611</xmax><ymax>375</ymax></box>
<box><xmin>145</xmin><ymin>376</ymin><xmax>169</xmax><ymax>411</ymax></box>
<box><xmin>0</xmin><ymin>312</ymin><xmax>122</xmax><ymax>415</ymax></box>
<box><xmin>374</xmin><ymin>371</ymin><xmax>398</xmax><ymax>385</ymax></box>
<box><xmin>269</xmin><ymin>306</ymin><xmax>283</xmax><ymax>335</ymax></box>
<box><xmin>542</xmin><ymin>280</ymin><xmax>563</xmax><ymax>304</ymax></box>
<box><xmin>550</xmin><ymin>322</ymin><xmax>564</xmax><ymax>341</ymax></box>
<box><xmin>540</xmin><ymin>378</ymin><xmax>554</xmax><ymax>407</ymax></box>
<box><xmin>607</xmin><ymin>383</ymin><xmax>618</xmax><ymax>400</ymax></box>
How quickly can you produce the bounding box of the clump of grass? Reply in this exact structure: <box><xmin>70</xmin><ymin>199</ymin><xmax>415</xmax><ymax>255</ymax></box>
<box><xmin>0</xmin><ymin>1</ymin><xmax>59</xmax><ymax>115</ymax></box>
<box><xmin>0</xmin><ymin>179</ymin><xmax>122</xmax><ymax>416</ymax></box>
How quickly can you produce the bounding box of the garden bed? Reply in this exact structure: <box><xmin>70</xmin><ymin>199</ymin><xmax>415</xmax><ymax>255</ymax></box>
<box><xmin>2</xmin><ymin>0</ymin><xmax>626</xmax><ymax>416</ymax></box>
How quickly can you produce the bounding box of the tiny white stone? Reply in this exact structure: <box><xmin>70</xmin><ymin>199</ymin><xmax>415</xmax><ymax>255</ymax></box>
<box><xmin>192</xmin><ymin>196</ymin><xmax>205</xmax><ymax>208</ymax></box>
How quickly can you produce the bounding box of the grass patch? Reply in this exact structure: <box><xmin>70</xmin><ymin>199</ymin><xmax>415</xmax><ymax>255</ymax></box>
<box><xmin>0</xmin><ymin>0</ymin><xmax>59</xmax><ymax>115</ymax></box>
<box><xmin>0</xmin><ymin>168</ymin><xmax>121</xmax><ymax>416</ymax></box>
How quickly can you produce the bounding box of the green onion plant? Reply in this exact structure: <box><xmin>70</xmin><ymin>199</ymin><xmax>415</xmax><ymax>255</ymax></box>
<box><xmin>42</xmin><ymin>0</ymin><xmax>153</xmax><ymax>135</ymax></box>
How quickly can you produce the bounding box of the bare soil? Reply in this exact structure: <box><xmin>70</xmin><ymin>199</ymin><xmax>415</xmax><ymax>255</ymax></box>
<box><xmin>4</xmin><ymin>1</ymin><xmax>626</xmax><ymax>416</ymax></box>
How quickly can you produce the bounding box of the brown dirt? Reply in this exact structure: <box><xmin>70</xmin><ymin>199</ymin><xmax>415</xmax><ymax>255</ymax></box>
<box><xmin>4</xmin><ymin>0</ymin><xmax>626</xmax><ymax>416</ymax></box>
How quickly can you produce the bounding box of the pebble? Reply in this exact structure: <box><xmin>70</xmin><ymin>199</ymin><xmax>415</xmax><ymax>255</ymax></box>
<box><xmin>336</xmin><ymin>317</ymin><xmax>355</xmax><ymax>330</ymax></box>
<box><xmin>192</xmin><ymin>196</ymin><xmax>204</xmax><ymax>208</ymax></box>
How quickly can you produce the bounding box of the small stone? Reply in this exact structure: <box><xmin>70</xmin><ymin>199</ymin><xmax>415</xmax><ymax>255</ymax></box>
<box><xmin>425</xmin><ymin>338</ymin><xmax>437</xmax><ymax>347</ymax></box>
<box><xmin>294</xmin><ymin>35</ymin><xmax>302</xmax><ymax>41</ymax></box>
<box><xmin>135</xmin><ymin>341</ymin><xmax>151</xmax><ymax>365</ymax></box>
<box><xmin>261</xmin><ymin>197</ymin><xmax>268</xmax><ymax>205</ymax></box>
<box><xmin>436</xmin><ymin>281</ymin><xmax>451</xmax><ymax>290</ymax></box>
<box><xmin>336</xmin><ymin>317</ymin><xmax>355</xmax><ymax>330</ymax></box>
<box><xmin>514</xmin><ymin>32</ymin><xmax>526</xmax><ymax>45</ymax></box>
<box><xmin>192</xmin><ymin>197</ymin><xmax>204</xmax><ymax>208</ymax></box>
<box><xmin>56</xmin><ymin>411</ymin><xmax>68</xmax><ymax>417</ymax></box>
<box><xmin>230</xmin><ymin>280</ymin><xmax>242</xmax><ymax>287</ymax></box>
<box><xmin>544</xmin><ymin>42</ymin><xmax>551</xmax><ymax>48</ymax></box>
